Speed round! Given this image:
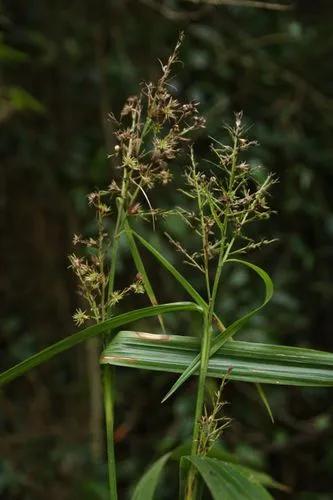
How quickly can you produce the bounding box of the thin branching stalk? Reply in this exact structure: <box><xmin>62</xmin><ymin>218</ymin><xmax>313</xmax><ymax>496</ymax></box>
<box><xmin>69</xmin><ymin>35</ymin><xmax>205</xmax><ymax>499</ymax></box>
<box><xmin>172</xmin><ymin>113</ymin><xmax>276</xmax><ymax>498</ymax></box>
<box><xmin>186</xmin><ymin>312</ymin><xmax>210</xmax><ymax>500</ymax></box>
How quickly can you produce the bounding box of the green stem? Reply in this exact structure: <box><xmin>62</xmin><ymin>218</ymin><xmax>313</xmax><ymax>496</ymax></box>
<box><xmin>103</xmin><ymin>112</ymin><xmax>146</xmax><ymax>498</ymax></box>
<box><xmin>186</xmin><ymin>133</ymin><xmax>240</xmax><ymax>499</ymax></box>
<box><xmin>192</xmin><ymin>150</ymin><xmax>211</xmax><ymax>301</ymax></box>
<box><xmin>185</xmin><ymin>313</ymin><xmax>210</xmax><ymax>500</ymax></box>
<box><xmin>191</xmin><ymin>313</ymin><xmax>211</xmax><ymax>454</ymax></box>
<box><xmin>107</xmin><ymin>201</ymin><xmax>126</xmax><ymax>310</ymax></box>
<box><xmin>104</xmin><ymin>144</ymin><xmax>137</xmax><ymax>495</ymax></box>
<box><xmin>103</xmin><ymin>365</ymin><xmax>118</xmax><ymax>500</ymax></box>
<box><xmin>104</xmin><ymin>181</ymin><xmax>128</xmax><ymax>498</ymax></box>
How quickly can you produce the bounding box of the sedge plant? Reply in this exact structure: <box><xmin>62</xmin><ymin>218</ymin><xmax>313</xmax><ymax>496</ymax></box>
<box><xmin>1</xmin><ymin>36</ymin><xmax>333</xmax><ymax>500</ymax></box>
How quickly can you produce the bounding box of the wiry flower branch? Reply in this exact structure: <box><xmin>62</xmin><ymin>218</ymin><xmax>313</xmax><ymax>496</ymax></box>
<box><xmin>69</xmin><ymin>189</ymin><xmax>144</xmax><ymax>326</ymax></box>
<box><xmin>197</xmin><ymin>372</ymin><xmax>232</xmax><ymax>456</ymax></box>
<box><xmin>108</xmin><ymin>32</ymin><xmax>205</xmax><ymax>216</ymax></box>
<box><xmin>70</xmin><ymin>35</ymin><xmax>203</xmax><ymax>326</ymax></box>
<box><xmin>169</xmin><ymin>112</ymin><xmax>277</xmax><ymax>300</ymax></box>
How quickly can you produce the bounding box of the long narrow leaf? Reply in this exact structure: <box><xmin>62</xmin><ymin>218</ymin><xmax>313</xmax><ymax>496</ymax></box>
<box><xmin>132</xmin><ymin>231</ymin><xmax>275</xmax><ymax>414</ymax></box>
<box><xmin>181</xmin><ymin>457</ymin><xmax>273</xmax><ymax>500</ymax></box>
<box><xmin>131</xmin><ymin>453</ymin><xmax>171</xmax><ymax>500</ymax></box>
<box><xmin>101</xmin><ymin>331</ymin><xmax>333</xmax><ymax>387</ymax></box>
<box><xmin>132</xmin><ymin>229</ymin><xmax>226</xmax><ymax>333</ymax></box>
<box><xmin>234</xmin><ymin>465</ymin><xmax>289</xmax><ymax>493</ymax></box>
<box><xmin>255</xmin><ymin>382</ymin><xmax>274</xmax><ymax>423</ymax></box>
<box><xmin>0</xmin><ymin>302</ymin><xmax>201</xmax><ymax>386</ymax></box>
<box><xmin>162</xmin><ymin>259</ymin><xmax>273</xmax><ymax>401</ymax></box>
<box><xmin>132</xmin><ymin>230</ymin><xmax>207</xmax><ymax>310</ymax></box>
<box><xmin>173</xmin><ymin>443</ymin><xmax>288</xmax><ymax>491</ymax></box>
<box><xmin>125</xmin><ymin>221</ymin><xmax>165</xmax><ymax>332</ymax></box>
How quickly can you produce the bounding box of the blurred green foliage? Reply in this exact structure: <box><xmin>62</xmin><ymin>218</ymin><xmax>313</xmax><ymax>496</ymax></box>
<box><xmin>1</xmin><ymin>1</ymin><xmax>333</xmax><ymax>499</ymax></box>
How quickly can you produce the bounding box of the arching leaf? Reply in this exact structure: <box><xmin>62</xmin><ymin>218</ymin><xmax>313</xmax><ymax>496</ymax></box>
<box><xmin>132</xmin><ymin>453</ymin><xmax>171</xmax><ymax>500</ymax></box>
<box><xmin>102</xmin><ymin>331</ymin><xmax>333</xmax><ymax>387</ymax></box>
<box><xmin>132</xmin><ymin>230</ymin><xmax>207</xmax><ymax>310</ymax></box>
<box><xmin>162</xmin><ymin>259</ymin><xmax>273</xmax><ymax>401</ymax></box>
<box><xmin>0</xmin><ymin>302</ymin><xmax>201</xmax><ymax>386</ymax></box>
<box><xmin>181</xmin><ymin>457</ymin><xmax>273</xmax><ymax>500</ymax></box>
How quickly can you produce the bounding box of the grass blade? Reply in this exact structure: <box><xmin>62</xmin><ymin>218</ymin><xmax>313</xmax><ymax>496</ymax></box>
<box><xmin>132</xmin><ymin>230</ymin><xmax>207</xmax><ymax>310</ymax></box>
<box><xmin>125</xmin><ymin>221</ymin><xmax>165</xmax><ymax>332</ymax></box>
<box><xmin>101</xmin><ymin>331</ymin><xmax>333</xmax><ymax>387</ymax></box>
<box><xmin>162</xmin><ymin>258</ymin><xmax>273</xmax><ymax>401</ymax></box>
<box><xmin>0</xmin><ymin>302</ymin><xmax>201</xmax><ymax>386</ymax></box>
<box><xmin>132</xmin><ymin>229</ymin><xmax>226</xmax><ymax>334</ymax></box>
<box><xmin>131</xmin><ymin>453</ymin><xmax>171</xmax><ymax>500</ymax></box>
<box><xmin>235</xmin><ymin>465</ymin><xmax>289</xmax><ymax>493</ymax></box>
<box><xmin>255</xmin><ymin>383</ymin><xmax>274</xmax><ymax>423</ymax></box>
<box><xmin>181</xmin><ymin>457</ymin><xmax>273</xmax><ymax>499</ymax></box>
<box><xmin>172</xmin><ymin>442</ymin><xmax>287</xmax><ymax>492</ymax></box>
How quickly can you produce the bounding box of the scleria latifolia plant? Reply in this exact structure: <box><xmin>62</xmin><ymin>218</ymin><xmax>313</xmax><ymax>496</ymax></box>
<box><xmin>1</xmin><ymin>35</ymin><xmax>333</xmax><ymax>500</ymax></box>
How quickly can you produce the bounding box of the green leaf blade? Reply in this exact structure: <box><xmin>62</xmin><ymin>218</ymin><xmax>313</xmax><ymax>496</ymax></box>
<box><xmin>256</xmin><ymin>382</ymin><xmax>274</xmax><ymax>423</ymax></box>
<box><xmin>162</xmin><ymin>258</ymin><xmax>274</xmax><ymax>401</ymax></box>
<box><xmin>0</xmin><ymin>302</ymin><xmax>201</xmax><ymax>386</ymax></box>
<box><xmin>125</xmin><ymin>221</ymin><xmax>166</xmax><ymax>332</ymax></box>
<box><xmin>132</xmin><ymin>453</ymin><xmax>171</xmax><ymax>500</ymax></box>
<box><xmin>182</xmin><ymin>457</ymin><xmax>273</xmax><ymax>500</ymax></box>
<box><xmin>132</xmin><ymin>229</ymin><xmax>226</xmax><ymax>334</ymax></box>
<box><xmin>101</xmin><ymin>331</ymin><xmax>333</xmax><ymax>387</ymax></box>
<box><xmin>132</xmin><ymin>230</ymin><xmax>207</xmax><ymax>310</ymax></box>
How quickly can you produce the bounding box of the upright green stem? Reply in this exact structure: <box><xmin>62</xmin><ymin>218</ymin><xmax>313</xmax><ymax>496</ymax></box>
<box><xmin>185</xmin><ymin>312</ymin><xmax>210</xmax><ymax>500</ymax></box>
<box><xmin>107</xmin><ymin>198</ymin><xmax>127</xmax><ymax>309</ymax></box>
<box><xmin>103</xmin><ymin>366</ymin><xmax>118</xmax><ymax>500</ymax></box>
<box><xmin>107</xmin><ymin>108</ymin><xmax>137</xmax><ymax>308</ymax></box>
<box><xmin>191</xmin><ymin>314</ymin><xmax>211</xmax><ymax>454</ymax></box>
<box><xmin>103</xmin><ymin>179</ymin><xmax>128</xmax><ymax>499</ymax></box>
<box><xmin>186</xmin><ymin>132</ymin><xmax>240</xmax><ymax>499</ymax></box>
<box><xmin>103</xmin><ymin>111</ymin><xmax>141</xmax><ymax>498</ymax></box>
<box><xmin>192</xmin><ymin>151</ymin><xmax>211</xmax><ymax>301</ymax></box>
<box><xmin>186</xmin><ymin>229</ymin><xmax>227</xmax><ymax>500</ymax></box>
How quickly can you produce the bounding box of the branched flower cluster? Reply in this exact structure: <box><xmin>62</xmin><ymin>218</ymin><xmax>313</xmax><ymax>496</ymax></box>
<box><xmin>108</xmin><ymin>32</ymin><xmax>205</xmax><ymax>216</ymax></box>
<box><xmin>197</xmin><ymin>374</ymin><xmax>232</xmax><ymax>456</ymax></box>
<box><xmin>69</xmin><ymin>190</ymin><xmax>144</xmax><ymax>326</ymax></box>
<box><xmin>169</xmin><ymin>112</ymin><xmax>277</xmax><ymax>282</ymax></box>
<box><xmin>69</xmin><ymin>35</ymin><xmax>202</xmax><ymax>327</ymax></box>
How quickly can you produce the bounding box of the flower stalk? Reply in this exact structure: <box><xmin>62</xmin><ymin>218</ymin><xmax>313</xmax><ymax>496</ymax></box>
<box><xmin>69</xmin><ymin>35</ymin><xmax>205</xmax><ymax>499</ymax></box>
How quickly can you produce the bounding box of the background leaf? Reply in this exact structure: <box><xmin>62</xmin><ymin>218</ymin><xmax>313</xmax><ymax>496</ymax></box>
<box><xmin>131</xmin><ymin>453</ymin><xmax>171</xmax><ymax>500</ymax></box>
<box><xmin>7</xmin><ymin>87</ymin><xmax>45</xmax><ymax>113</ymax></box>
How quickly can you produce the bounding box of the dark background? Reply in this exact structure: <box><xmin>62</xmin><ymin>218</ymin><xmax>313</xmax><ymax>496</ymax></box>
<box><xmin>1</xmin><ymin>1</ymin><xmax>333</xmax><ymax>499</ymax></box>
